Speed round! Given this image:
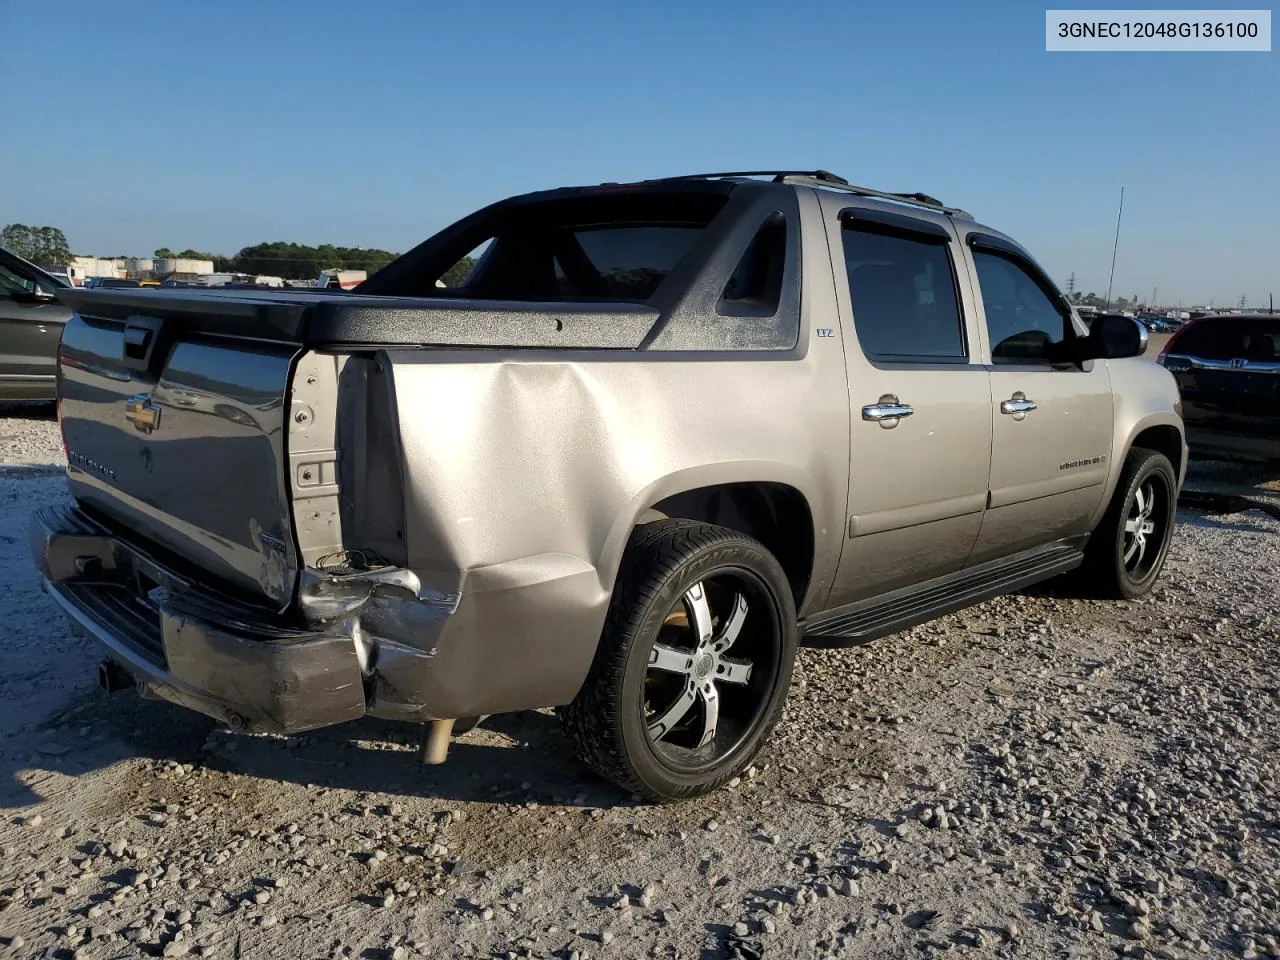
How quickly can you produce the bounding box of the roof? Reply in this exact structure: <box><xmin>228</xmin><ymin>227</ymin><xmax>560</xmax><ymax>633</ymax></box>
<box><xmin>639</xmin><ymin>170</ymin><xmax>973</xmax><ymax>218</ymax></box>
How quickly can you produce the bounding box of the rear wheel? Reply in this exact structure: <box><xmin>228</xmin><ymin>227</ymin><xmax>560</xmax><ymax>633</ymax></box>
<box><xmin>559</xmin><ymin>520</ymin><xmax>797</xmax><ymax>802</ymax></box>
<box><xmin>1080</xmin><ymin>448</ymin><xmax>1177</xmax><ymax>599</ymax></box>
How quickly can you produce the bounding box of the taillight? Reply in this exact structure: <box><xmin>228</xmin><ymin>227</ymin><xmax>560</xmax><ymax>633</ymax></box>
<box><xmin>1158</xmin><ymin>319</ymin><xmax>1198</xmax><ymax>360</ymax></box>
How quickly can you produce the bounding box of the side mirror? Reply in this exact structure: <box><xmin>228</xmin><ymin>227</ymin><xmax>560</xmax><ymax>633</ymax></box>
<box><xmin>12</xmin><ymin>287</ymin><xmax>58</xmax><ymax>305</ymax></box>
<box><xmin>1082</xmin><ymin>314</ymin><xmax>1147</xmax><ymax>360</ymax></box>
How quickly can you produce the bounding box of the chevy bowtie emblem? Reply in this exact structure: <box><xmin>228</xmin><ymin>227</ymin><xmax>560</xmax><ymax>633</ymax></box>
<box><xmin>124</xmin><ymin>393</ymin><xmax>161</xmax><ymax>433</ymax></box>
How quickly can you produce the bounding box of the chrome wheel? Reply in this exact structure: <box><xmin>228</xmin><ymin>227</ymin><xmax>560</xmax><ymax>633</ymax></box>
<box><xmin>642</xmin><ymin>572</ymin><xmax>781</xmax><ymax>771</ymax></box>
<box><xmin>561</xmin><ymin>519</ymin><xmax>798</xmax><ymax>801</ymax></box>
<box><xmin>1122</xmin><ymin>475</ymin><xmax>1169</xmax><ymax>579</ymax></box>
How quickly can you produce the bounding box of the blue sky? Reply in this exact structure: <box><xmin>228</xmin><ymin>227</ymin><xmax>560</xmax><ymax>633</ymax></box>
<box><xmin>1</xmin><ymin>1</ymin><xmax>1275</xmax><ymax>306</ymax></box>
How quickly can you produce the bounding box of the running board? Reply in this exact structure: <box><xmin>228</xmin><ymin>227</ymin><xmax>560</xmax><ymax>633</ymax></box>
<box><xmin>801</xmin><ymin>539</ymin><xmax>1086</xmax><ymax>646</ymax></box>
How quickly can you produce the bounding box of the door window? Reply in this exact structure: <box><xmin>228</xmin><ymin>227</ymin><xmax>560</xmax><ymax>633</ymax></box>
<box><xmin>841</xmin><ymin>224</ymin><xmax>966</xmax><ymax>361</ymax></box>
<box><xmin>0</xmin><ymin>263</ymin><xmax>36</xmax><ymax>298</ymax></box>
<box><xmin>971</xmin><ymin>251</ymin><xmax>1073</xmax><ymax>364</ymax></box>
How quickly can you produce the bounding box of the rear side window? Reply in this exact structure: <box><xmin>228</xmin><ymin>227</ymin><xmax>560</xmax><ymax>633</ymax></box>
<box><xmin>1173</xmin><ymin>319</ymin><xmax>1280</xmax><ymax>361</ymax></box>
<box><xmin>841</xmin><ymin>224</ymin><xmax>965</xmax><ymax>360</ymax></box>
<box><xmin>719</xmin><ymin>212</ymin><xmax>787</xmax><ymax>317</ymax></box>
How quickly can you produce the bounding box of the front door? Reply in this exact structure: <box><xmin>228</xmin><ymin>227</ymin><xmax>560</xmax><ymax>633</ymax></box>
<box><xmin>824</xmin><ymin>203</ymin><xmax>992</xmax><ymax>606</ymax></box>
<box><xmin>961</xmin><ymin>234</ymin><xmax>1114</xmax><ymax>563</ymax></box>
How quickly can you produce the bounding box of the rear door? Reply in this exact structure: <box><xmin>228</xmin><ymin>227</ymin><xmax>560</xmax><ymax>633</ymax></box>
<box><xmin>0</xmin><ymin>252</ymin><xmax>69</xmax><ymax>381</ymax></box>
<box><xmin>960</xmin><ymin>232</ymin><xmax>1114</xmax><ymax>563</ymax></box>
<box><xmin>1162</xmin><ymin>317</ymin><xmax>1280</xmax><ymax>460</ymax></box>
<box><xmin>823</xmin><ymin>202</ymin><xmax>992</xmax><ymax>606</ymax></box>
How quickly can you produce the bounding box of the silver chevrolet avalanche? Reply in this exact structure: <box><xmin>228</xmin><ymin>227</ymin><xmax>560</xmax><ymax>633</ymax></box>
<box><xmin>31</xmin><ymin>170</ymin><xmax>1185</xmax><ymax>801</ymax></box>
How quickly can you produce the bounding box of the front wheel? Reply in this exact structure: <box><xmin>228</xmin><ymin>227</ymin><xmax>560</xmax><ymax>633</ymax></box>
<box><xmin>1080</xmin><ymin>448</ymin><xmax>1178</xmax><ymax>599</ymax></box>
<box><xmin>559</xmin><ymin>520</ymin><xmax>798</xmax><ymax>802</ymax></box>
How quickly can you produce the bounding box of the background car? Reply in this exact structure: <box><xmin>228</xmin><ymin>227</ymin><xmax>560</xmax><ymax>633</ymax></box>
<box><xmin>1158</xmin><ymin>314</ymin><xmax>1280</xmax><ymax>464</ymax></box>
<box><xmin>0</xmin><ymin>246</ymin><xmax>72</xmax><ymax>400</ymax></box>
<box><xmin>83</xmin><ymin>277</ymin><xmax>142</xmax><ymax>289</ymax></box>
<box><xmin>1090</xmin><ymin>312</ymin><xmax>1132</xmax><ymax>328</ymax></box>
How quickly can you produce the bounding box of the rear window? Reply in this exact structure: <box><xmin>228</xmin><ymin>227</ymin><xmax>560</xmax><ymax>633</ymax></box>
<box><xmin>366</xmin><ymin>190</ymin><xmax>728</xmax><ymax>302</ymax></box>
<box><xmin>556</xmin><ymin>225</ymin><xmax>703</xmax><ymax>300</ymax></box>
<box><xmin>1174</xmin><ymin>318</ymin><xmax>1280</xmax><ymax>361</ymax></box>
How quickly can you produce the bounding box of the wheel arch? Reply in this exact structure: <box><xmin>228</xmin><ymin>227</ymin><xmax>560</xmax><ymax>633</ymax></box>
<box><xmin>1130</xmin><ymin>423</ymin><xmax>1185</xmax><ymax>480</ymax></box>
<box><xmin>598</xmin><ymin>465</ymin><xmax>821</xmax><ymax>615</ymax></box>
<box><xmin>1091</xmin><ymin>411</ymin><xmax>1186</xmax><ymax>530</ymax></box>
<box><xmin>645</xmin><ymin>482</ymin><xmax>816</xmax><ymax>609</ymax></box>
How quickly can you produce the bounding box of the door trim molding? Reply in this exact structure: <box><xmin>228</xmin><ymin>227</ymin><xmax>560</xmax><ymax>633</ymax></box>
<box><xmin>989</xmin><ymin>471</ymin><xmax>1106</xmax><ymax>509</ymax></box>
<box><xmin>848</xmin><ymin>491</ymin><xmax>986</xmax><ymax>537</ymax></box>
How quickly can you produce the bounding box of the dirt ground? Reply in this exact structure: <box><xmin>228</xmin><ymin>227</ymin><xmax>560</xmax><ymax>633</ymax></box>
<box><xmin>1</xmin><ymin>402</ymin><xmax>1277</xmax><ymax>960</ymax></box>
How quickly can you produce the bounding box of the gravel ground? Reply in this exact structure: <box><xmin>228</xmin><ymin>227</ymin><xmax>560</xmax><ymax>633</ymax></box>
<box><xmin>1</xmin><ymin>414</ymin><xmax>1277</xmax><ymax>960</ymax></box>
<box><xmin>0</xmin><ymin>403</ymin><xmax>63</xmax><ymax>472</ymax></box>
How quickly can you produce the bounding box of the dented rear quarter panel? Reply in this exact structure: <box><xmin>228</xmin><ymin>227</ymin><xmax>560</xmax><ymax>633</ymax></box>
<box><xmin>323</xmin><ymin>190</ymin><xmax>852</xmax><ymax>717</ymax></box>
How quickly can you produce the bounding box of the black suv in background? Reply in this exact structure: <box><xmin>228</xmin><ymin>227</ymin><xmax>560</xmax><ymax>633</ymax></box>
<box><xmin>0</xmin><ymin>247</ymin><xmax>72</xmax><ymax>400</ymax></box>
<box><xmin>83</xmin><ymin>277</ymin><xmax>142</xmax><ymax>289</ymax></box>
<box><xmin>1158</xmin><ymin>315</ymin><xmax>1280</xmax><ymax>464</ymax></box>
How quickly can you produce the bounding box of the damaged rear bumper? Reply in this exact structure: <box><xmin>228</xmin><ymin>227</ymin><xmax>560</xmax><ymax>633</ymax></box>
<box><xmin>30</xmin><ymin>505</ymin><xmax>367</xmax><ymax>734</ymax></box>
<box><xmin>29</xmin><ymin>504</ymin><xmax>608</xmax><ymax>734</ymax></box>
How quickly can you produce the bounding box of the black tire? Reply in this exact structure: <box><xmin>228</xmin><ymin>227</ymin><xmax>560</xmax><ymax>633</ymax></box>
<box><xmin>559</xmin><ymin>520</ymin><xmax>798</xmax><ymax>802</ymax></box>
<box><xmin>1080</xmin><ymin>447</ymin><xmax>1177</xmax><ymax>599</ymax></box>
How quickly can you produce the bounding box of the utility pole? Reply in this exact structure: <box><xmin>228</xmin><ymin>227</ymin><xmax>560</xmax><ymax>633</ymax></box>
<box><xmin>1239</xmin><ymin>294</ymin><xmax>1248</xmax><ymax>310</ymax></box>
<box><xmin>1066</xmin><ymin>272</ymin><xmax>1077</xmax><ymax>298</ymax></box>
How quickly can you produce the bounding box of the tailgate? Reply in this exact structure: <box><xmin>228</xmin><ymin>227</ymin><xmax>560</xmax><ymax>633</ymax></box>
<box><xmin>57</xmin><ymin>307</ymin><xmax>303</xmax><ymax>610</ymax></box>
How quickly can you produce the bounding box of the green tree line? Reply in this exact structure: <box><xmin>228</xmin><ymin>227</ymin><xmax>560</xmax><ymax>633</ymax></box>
<box><xmin>1069</xmin><ymin>290</ymin><xmax>1138</xmax><ymax>311</ymax></box>
<box><xmin>203</xmin><ymin>242</ymin><xmax>400</xmax><ymax>279</ymax></box>
<box><xmin>1</xmin><ymin>224</ymin><xmax>72</xmax><ymax>269</ymax></box>
<box><xmin>3</xmin><ymin>223</ymin><xmax>402</xmax><ymax>281</ymax></box>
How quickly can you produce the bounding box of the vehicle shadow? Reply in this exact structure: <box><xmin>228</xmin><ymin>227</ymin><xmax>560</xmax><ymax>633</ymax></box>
<box><xmin>0</xmin><ymin>400</ymin><xmax>56</xmax><ymax>421</ymax></box>
<box><xmin>1</xmin><ymin>661</ymin><xmax>635</xmax><ymax>813</ymax></box>
<box><xmin>0</xmin><ymin>464</ymin><xmax>65</xmax><ymax>478</ymax></box>
<box><xmin>1182</xmin><ymin>458</ymin><xmax>1280</xmax><ymax>502</ymax></box>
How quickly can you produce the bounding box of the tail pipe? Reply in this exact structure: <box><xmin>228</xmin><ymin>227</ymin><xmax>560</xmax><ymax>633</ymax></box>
<box><xmin>98</xmin><ymin>659</ymin><xmax>134</xmax><ymax>694</ymax></box>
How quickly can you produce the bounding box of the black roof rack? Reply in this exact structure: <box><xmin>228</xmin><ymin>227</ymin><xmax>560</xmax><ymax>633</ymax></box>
<box><xmin>641</xmin><ymin>169</ymin><xmax>970</xmax><ymax>218</ymax></box>
<box><xmin>780</xmin><ymin>175</ymin><xmax>972</xmax><ymax>218</ymax></box>
<box><xmin>645</xmin><ymin>169</ymin><xmax>851</xmax><ymax>186</ymax></box>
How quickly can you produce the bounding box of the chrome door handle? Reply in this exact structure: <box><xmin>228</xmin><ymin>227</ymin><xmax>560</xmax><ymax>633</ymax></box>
<box><xmin>862</xmin><ymin>395</ymin><xmax>913</xmax><ymax>428</ymax></box>
<box><xmin>863</xmin><ymin>402</ymin><xmax>913</xmax><ymax>420</ymax></box>
<box><xmin>1000</xmin><ymin>392</ymin><xmax>1037</xmax><ymax>417</ymax></box>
